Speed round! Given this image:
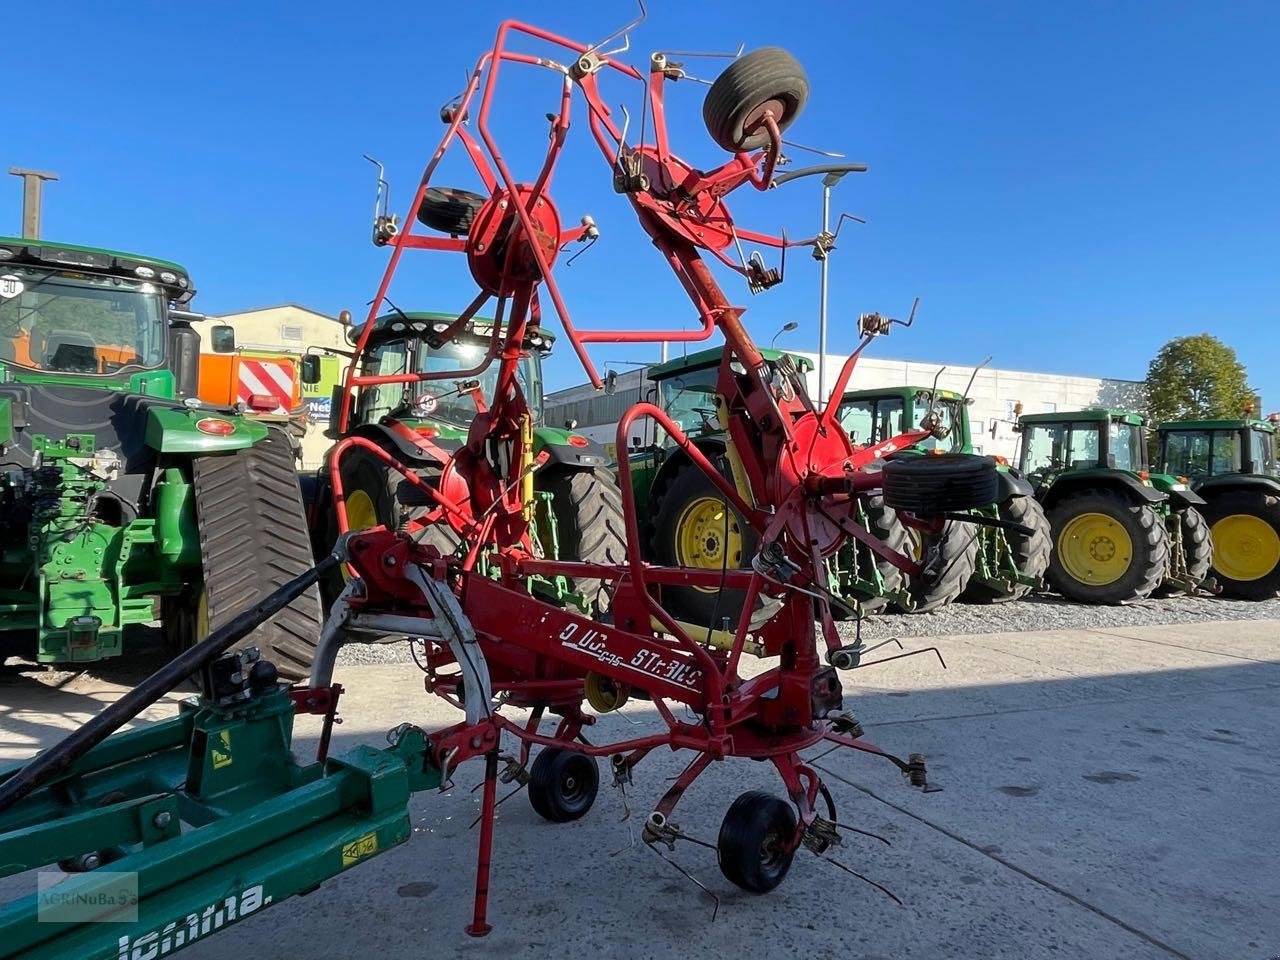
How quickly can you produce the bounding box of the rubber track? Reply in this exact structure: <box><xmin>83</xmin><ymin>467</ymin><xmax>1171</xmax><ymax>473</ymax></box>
<box><xmin>192</xmin><ymin>428</ymin><xmax>323</xmax><ymax>680</ymax></box>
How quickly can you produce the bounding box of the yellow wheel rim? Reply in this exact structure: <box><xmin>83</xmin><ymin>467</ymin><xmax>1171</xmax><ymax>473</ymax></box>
<box><xmin>674</xmin><ymin>495</ymin><xmax>743</xmax><ymax>594</ymax></box>
<box><xmin>341</xmin><ymin>488</ymin><xmax>381</xmax><ymax>582</ymax></box>
<box><xmin>1211</xmin><ymin>513</ymin><xmax>1280</xmax><ymax>582</ymax></box>
<box><xmin>196</xmin><ymin>589</ymin><xmax>209</xmax><ymax>644</ymax></box>
<box><xmin>1057</xmin><ymin>512</ymin><xmax>1133</xmax><ymax>586</ymax></box>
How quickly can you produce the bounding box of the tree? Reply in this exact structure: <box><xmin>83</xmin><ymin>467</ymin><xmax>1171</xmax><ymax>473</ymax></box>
<box><xmin>1146</xmin><ymin>334</ymin><xmax>1257</xmax><ymax>425</ymax></box>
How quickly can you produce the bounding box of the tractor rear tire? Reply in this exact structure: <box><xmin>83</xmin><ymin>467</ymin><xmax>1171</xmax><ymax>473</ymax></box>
<box><xmin>649</xmin><ymin>456</ymin><xmax>757</xmax><ymax>627</ymax></box>
<box><xmin>189</xmin><ymin>428</ymin><xmax>323</xmax><ymax>681</ymax></box>
<box><xmin>703</xmin><ymin>47</ymin><xmax>809</xmax><ymax>153</ymax></box>
<box><xmin>416</xmin><ymin>187</ymin><xmax>486</xmax><ymax>236</ymax></box>
<box><xmin>1200</xmin><ymin>490</ymin><xmax>1280</xmax><ymax>600</ymax></box>
<box><xmin>845</xmin><ymin>494</ymin><xmax>911</xmax><ymax>615</ymax></box>
<box><xmin>541</xmin><ymin>467</ymin><xmax>627</xmax><ymax>617</ymax></box>
<box><xmin>960</xmin><ymin>494</ymin><xmax>1052</xmax><ymax>604</ymax></box>
<box><xmin>1154</xmin><ymin>505</ymin><xmax>1214</xmax><ymax>596</ymax></box>
<box><xmin>1045</xmin><ymin>488</ymin><xmax>1168</xmax><ymax>604</ymax></box>
<box><xmin>896</xmin><ymin>519</ymin><xmax>979</xmax><ymax>613</ymax></box>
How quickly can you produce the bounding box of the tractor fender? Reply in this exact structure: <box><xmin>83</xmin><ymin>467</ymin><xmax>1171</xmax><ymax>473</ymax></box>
<box><xmin>143</xmin><ymin>404</ymin><xmax>268</xmax><ymax>454</ymax></box>
<box><xmin>1167</xmin><ymin>486</ymin><xmax>1207</xmax><ymax>509</ymax></box>
<box><xmin>995</xmin><ymin>466</ymin><xmax>1035</xmax><ymax>501</ymax></box>
<box><xmin>356</xmin><ymin>421</ymin><xmax>461</xmax><ymax>467</ymax></box>
<box><xmin>534</xmin><ymin>426</ymin><xmax>611</xmax><ymax>470</ymax></box>
<box><xmin>1038</xmin><ymin>471</ymin><xmax>1166</xmax><ymax>511</ymax></box>
<box><xmin>649</xmin><ymin>436</ymin><xmax>731</xmax><ymax>504</ymax></box>
<box><xmin>1194</xmin><ymin>474</ymin><xmax>1280</xmax><ymax>500</ymax></box>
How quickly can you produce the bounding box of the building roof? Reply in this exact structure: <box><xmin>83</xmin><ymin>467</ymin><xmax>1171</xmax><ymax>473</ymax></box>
<box><xmin>215</xmin><ymin>303</ymin><xmax>338</xmax><ymax>322</ymax></box>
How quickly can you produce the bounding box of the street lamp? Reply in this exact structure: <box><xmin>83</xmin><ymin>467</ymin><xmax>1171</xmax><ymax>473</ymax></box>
<box><xmin>770</xmin><ymin>320</ymin><xmax>798</xmax><ymax>349</ymax></box>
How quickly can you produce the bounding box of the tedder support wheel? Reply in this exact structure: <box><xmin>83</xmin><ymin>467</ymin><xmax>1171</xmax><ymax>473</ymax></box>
<box><xmin>416</xmin><ymin>186</ymin><xmax>486</xmax><ymax>236</ymax></box>
<box><xmin>1046</xmin><ymin>488</ymin><xmax>1169</xmax><ymax>604</ymax></box>
<box><xmin>540</xmin><ymin>467</ymin><xmax>627</xmax><ymax>616</ymax></box>
<box><xmin>188</xmin><ymin>428</ymin><xmax>323</xmax><ymax>681</ymax></box>
<box><xmin>650</xmin><ymin>455</ymin><xmax>757</xmax><ymax>627</ymax></box>
<box><xmin>845</xmin><ymin>494</ymin><xmax>911</xmax><ymax>615</ymax></box>
<box><xmin>1154</xmin><ymin>505</ymin><xmax>1214</xmax><ymax>597</ymax></box>
<box><xmin>717</xmin><ymin>790</ymin><xmax>798</xmax><ymax>893</ymax></box>
<box><xmin>881</xmin><ymin>453</ymin><xmax>1000</xmax><ymax>515</ymax></box>
<box><xmin>703</xmin><ymin>47</ymin><xmax>810</xmax><ymax>153</ymax></box>
<box><xmin>528</xmin><ymin>748</ymin><xmax>599</xmax><ymax>823</ymax></box>
<box><xmin>960</xmin><ymin>494</ymin><xmax>1052</xmax><ymax>604</ymax></box>
<box><xmin>1200</xmin><ymin>490</ymin><xmax>1280</xmax><ymax>600</ymax></box>
<box><xmin>896</xmin><ymin>519</ymin><xmax>979</xmax><ymax>613</ymax></box>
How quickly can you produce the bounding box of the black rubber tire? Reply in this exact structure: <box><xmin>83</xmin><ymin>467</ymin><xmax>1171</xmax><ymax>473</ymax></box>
<box><xmin>528</xmin><ymin>748</ymin><xmax>599</xmax><ymax>823</ymax></box>
<box><xmin>1045</xmin><ymin>488</ymin><xmax>1169</xmax><ymax>604</ymax></box>
<box><xmin>416</xmin><ymin>186</ymin><xmax>486</xmax><ymax>236</ymax></box>
<box><xmin>882</xmin><ymin>454</ymin><xmax>1000</xmax><ymax>515</ymax></box>
<box><xmin>540</xmin><ymin>467</ymin><xmax>627</xmax><ymax>616</ymax></box>
<box><xmin>896</xmin><ymin>519</ymin><xmax>979</xmax><ymax>613</ymax></box>
<box><xmin>189</xmin><ymin>429</ymin><xmax>324</xmax><ymax>681</ymax></box>
<box><xmin>320</xmin><ymin>445</ymin><xmax>460</xmax><ymax>606</ymax></box>
<box><xmin>960</xmin><ymin>494</ymin><xmax>1052</xmax><ymax>604</ymax></box>
<box><xmin>840</xmin><ymin>494</ymin><xmax>910</xmax><ymax>615</ymax></box>
<box><xmin>1200</xmin><ymin>490</ymin><xmax>1280</xmax><ymax>600</ymax></box>
<box><xmin>703</xmin><ymin>47</ymin><xmax>810</xmax><ymax>153</ymax></box>
<box><xmin>1154</xmin><ymin>505</ymin><xmax>1214</xmax><ymax>596</ymax></box>
<box><xmin>649</xmin><ymin>455</ymin><xmax>757</xmax><ymax>627</ymax></box>
<box><xmin>717</xmin><ymin>791</ymin><xmax>798</xmax><ymax>893</ymax></box>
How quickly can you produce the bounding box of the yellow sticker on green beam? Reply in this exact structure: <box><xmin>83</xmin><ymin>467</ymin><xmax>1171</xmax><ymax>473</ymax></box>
<box><xmin>342</xmin><ymin>831</ymin><xmax>379</xmax><ymax>867</ymax></box>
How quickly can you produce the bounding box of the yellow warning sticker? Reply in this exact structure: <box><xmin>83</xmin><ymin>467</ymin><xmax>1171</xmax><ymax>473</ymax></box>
<box><xmin>341</xmin><ymin>831</ymin><xmax>379</xmax><ymax>867</ymax></box>
<box><xmin>211</xmin><ymin>730</ymin><xmax>233</xmax><ymax>770</ymax></box>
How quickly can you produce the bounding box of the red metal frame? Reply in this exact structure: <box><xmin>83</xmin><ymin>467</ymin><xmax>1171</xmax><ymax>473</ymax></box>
<box><xmin>318</xmin><ymin>17</ymin><xmax>937</xmax><ymax>935</ymax></box>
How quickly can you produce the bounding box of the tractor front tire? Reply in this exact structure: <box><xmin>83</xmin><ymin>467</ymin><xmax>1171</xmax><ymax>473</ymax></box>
<box><xmin>1046</xmin><ymin>489</ymin><xmax>1168</xmax><ymax>604</ymax></box>
<box><xmin>541</xmin><ymin>467</ymin><xmax>627</xmax><ymax>617</ymax></box>
<box><xmin>896</xmin><ymin>519</ymin><xmax>979</xmax><ymax>613</ymax></box>
<box><xmin>650</xmin><ymin>456</ymin><xmax>756</xmax><ymax>627</ymax></box>
<box><xmin>961</xmin><ymin>494</ymin><xmax>1052</xmax><ymax>604</ymax></box>
<box><xmin>1201</xmin><ymin>490</ymin><xmax>1280</xmax><ymax>600</ymax></box>
<box><xmin>188</xmin><ymin>428</ymin><xmax>324</xmax><ymax>681</ymax></box>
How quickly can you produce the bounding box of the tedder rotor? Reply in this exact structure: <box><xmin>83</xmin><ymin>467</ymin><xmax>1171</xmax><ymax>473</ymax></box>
<box><xmin>0</xmin><ymin>7</ymin><xmax>1000</xmax><ymax>954</ymax></box>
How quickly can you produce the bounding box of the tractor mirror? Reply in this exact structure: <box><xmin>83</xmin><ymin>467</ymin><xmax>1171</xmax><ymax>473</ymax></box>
<box><xmin>1013</xmin><ymin>401</ymin><xmax>1024</xmax><ymax>415</ymax></box>
<box><xmin>604</xmin><ymin>369</ymin><xmax>618</xmax><ymax>396</ymax></box>
<box><xmin>300</xmin><ymin>355</ymin><xmax>322</xmax><ymax>385</ymax></box>
<box><xmin>210</xmin><ymin>325</ymin><xmax>236</xmax><ymax>353</ymax></box>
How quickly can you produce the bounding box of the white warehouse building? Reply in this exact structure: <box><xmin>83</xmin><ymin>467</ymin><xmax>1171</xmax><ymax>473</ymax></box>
<box><xmin>545</xmin><ymin>350</ymin><xmax>1146</xmax><ymax>463</ymax></box>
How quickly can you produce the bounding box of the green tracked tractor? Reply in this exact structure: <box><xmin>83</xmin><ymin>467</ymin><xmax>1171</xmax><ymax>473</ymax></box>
<box><xmin>1016</xmin><ymin>409</ymin><xmax>1213</xmax><ymax>604</ymax></box>
<box><xmin>306</xmin><ymin>311</ymin><xmax>625</xmax><ymax>612</ymax></box>
<box><xmin>835</xmin><ymin>385</ymin><xmax>1052</xmax><ymax>608</ymax></box>
<box><xmin>0</xmin><ymin>237</ymin><xmax>321</xmax><ymax>677</ymax></box>
<box><xmin>1156</xmin><ymin>415</ymin><xmax>1280</xmax><ymax>599</ymax></box>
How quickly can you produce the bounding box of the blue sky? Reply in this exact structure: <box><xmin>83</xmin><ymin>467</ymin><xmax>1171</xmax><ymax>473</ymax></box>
<box><xmin>9</xmin><ymin>1</ymin><xmax>1279</xmax><ymax>398</ymax></box>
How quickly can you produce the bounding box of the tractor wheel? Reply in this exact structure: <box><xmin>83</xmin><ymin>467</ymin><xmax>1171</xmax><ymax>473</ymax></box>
<box><xmin>717</xmin><ymin>791</ymin><xmax>797</xmax><ymax>893</ymax></box>
<box><xmin>416</xmin><ymin>187</ymin><xmax>486</xmax><ymax>236</ymax></box>
<box><xmin>960</xmin><ymin>495</ymin><xmax>1052</xmax><ymax>604</ymax></box>
<box><xmin>844</xmin><ymin>494</ymin><xmax>911</xmax><ymax>615</ymax></box>
<box><xmin>895</xmin><ymin>519</ymin><xmax>979</xmax><ymax>613</ymax></box>
<box><xmin>1046</xmin><ymin>489</ymin><xmax>1168</xmax><ymax>604</ymax></box>
<box><xmin>540</xmin><ymin>467</ymin><xmax>627</xmax><ymax>617</ymax></box>
<box><xmin>650</xmin><ymin>455</ymin><xmax>757</xmax><ymax>627</ymax></box>
<box><xmin>528</xmin><ymin>748</ymin><xmax>599</xmax><ymax>823</ymax></box>
<box><xmin>1200</xmin><ymin>490</ymin><xmax>1280</xmax><ymax>600</ymax></box>
<box><xmin>1154</xmin><ymin>506</ymin><xmax>1214</xmax><ymax>596</ymax></box>
<box><xmin>320</xmin><ymin>445</ymin><xmax>460</xmax><ymax>606</ymax></box>
<box><xmin>703</xmin><ymin>47</ymin><xmax>809</xmax><ymax>153</ymax></box>
<box><xmin>186</xmin><ymin>428</ymin><xmax>324</xmax><ymax>681</ymax></box>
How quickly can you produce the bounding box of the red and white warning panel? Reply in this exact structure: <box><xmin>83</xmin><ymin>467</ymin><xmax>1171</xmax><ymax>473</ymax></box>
<box><xmin>236</xmin><ymin>358</ymin><xmax>296</xmax><ymax>414</ymax></box>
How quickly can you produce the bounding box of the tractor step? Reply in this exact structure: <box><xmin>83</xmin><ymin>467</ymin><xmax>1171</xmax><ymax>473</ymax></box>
<box><xmin>0</xmin><ymin>678</ymin><xmax>440</xmax><ymax>960</ymax></box>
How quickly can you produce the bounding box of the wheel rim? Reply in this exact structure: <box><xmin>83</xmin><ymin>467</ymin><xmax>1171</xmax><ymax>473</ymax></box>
<box><xmin>1211</xmin><ymin>513</ymin><xmax>1280</xmax><ymax>582</ymax></box>
<box><xmin>674</xmin><ymin>496</ymin><xmax>743</xmax><ymax>593</ymax></box>
<box><xmin>341</xmin><ymin>489</ymin><xmax>381</xmax><ymax>583</ymax></box>
<box><xmin>1056</xmin><ymin>512</ymin><xmax>1133</xmax><ymax>586</ymax></box>
<box><xmin>758</xmin><ymin>826</ymin><xmax>789</xmax><ymax>876</ymax></box>
<box><xmin>559</xmin><ymin>764</ymin><xmax>589</xmax><ymax>807</ymax></box>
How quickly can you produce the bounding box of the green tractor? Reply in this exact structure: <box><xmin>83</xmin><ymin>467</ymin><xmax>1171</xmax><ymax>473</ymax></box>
<box><xmin>836</xmin><ymin>385</ymin><xmax>1051</xmax><ymax>608</ymax></box>
<box><xmin>306</xmin><ymin>311</ymin><xmax>625</xmax><ymax>612</ymax></box>
<box><xmin>1016</xmin><ymin>409</ymin><xmax>1212</xmax><ymax>604</ymax></box>
<box><xmin>1156</xmin><ymin>414</ymin><xmax>1280</xmax><ymax>599</ymax></box>
<box><xmin>0</xmin><ymin>237</ymin><xmax>321</xmax><ymax>677</ymax></box>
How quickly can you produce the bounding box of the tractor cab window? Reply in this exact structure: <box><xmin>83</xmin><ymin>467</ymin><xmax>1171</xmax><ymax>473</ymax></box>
<box><xmin>1020</xmin><ymin>422</ymin><xmax>1068</xmax><ymax>479</ymax></box>
<box><xmin>1067</xmin><ymin>424</ymin><xmax>1101</xmax><ymax>469</ymax></box>
<box><xmin>1210</xmin><ymin>429</ymin><xmax>1243</xmax><ymax>475</ymax></box>
<box><xmin>0</xmin><ymin>268</ymin><xmax>166</xmax><ymax>374</ymax></box>
<box><xmin>415</xmin><ymin>337</ymin><xmax>541</xmax><ymax>427</ymax></box>
<box><xmin>657</xmin><ymin>366</ymin><xmax>721</xmax><ymax>442</ymax></box>
<box><xmin>1108</xmin><ymin>421</ymin><xmax>1144</xmax><ymax>471</ymax></box>
<box><xmin>838</xmin><ymin>397</ymin><xmax>904</xmax><ymax>447</ymax></box>
<box><xmin>356</xmin><ymin>340</ymin><xmax>410</xmax><ymax>424</ymax></box>
<box><xmin>1249</xmin><ymin>428</ymin><xmax>1276</xmax><ymax>475</ymax></box>
<box><xmin>1162</xmin><ymin>430</ymin><xmax>1212</xmax><ymax>478</ymax></box>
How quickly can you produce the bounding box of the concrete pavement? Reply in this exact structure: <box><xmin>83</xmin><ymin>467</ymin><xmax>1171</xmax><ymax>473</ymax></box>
<box><xmin>1</xmin><ymin>620</ymin><xmax>1276</xmax><ymax>959</ymax></box>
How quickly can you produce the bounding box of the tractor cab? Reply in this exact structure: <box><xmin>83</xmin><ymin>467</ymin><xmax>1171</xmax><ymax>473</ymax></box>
<box><xmin>1156</xmin><ymin>417</ymin><xmax>1279</xmax><ymax>483</ymax></box>
<box><xmin>836</xmin><ymin>386</ymin><xmax>969</xmax><ymax>454</ymax></box>
<box><xmin>1017</xmin><ymin>409</ymin><xmax>1149</xmax><ymax>484</ymax></box>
